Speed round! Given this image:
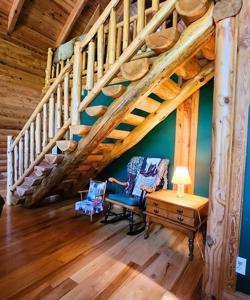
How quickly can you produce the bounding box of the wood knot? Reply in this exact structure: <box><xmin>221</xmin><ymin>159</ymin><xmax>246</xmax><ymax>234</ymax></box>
<box><xmin>206</xmin><ymin>235</ymin><xmax>215</xmax><ymax>247</ymax></box>
<box><xmin>224</xmin><ymin>97</ymin><xmax>230</xmax><ymax>104</ymax></box>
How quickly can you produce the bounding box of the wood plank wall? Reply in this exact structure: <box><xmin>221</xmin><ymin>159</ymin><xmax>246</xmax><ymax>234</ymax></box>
<box><xmin>0</xmin><ymin>38</ymin><xmax>46</xmax><ymax>183</ymax></box>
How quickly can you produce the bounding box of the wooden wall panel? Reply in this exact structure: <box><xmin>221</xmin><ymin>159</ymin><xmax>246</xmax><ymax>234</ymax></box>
<box><xmin>174</xmin><ymin>91</ymin><xmax>200</xmax><ymax>194</ymax></box>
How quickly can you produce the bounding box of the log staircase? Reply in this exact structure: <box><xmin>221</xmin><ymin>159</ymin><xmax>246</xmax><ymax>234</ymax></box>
<box><xmin>6</xmin><ymin>0</ymin><xmax>215</xmax><ymax>207</ymax></box>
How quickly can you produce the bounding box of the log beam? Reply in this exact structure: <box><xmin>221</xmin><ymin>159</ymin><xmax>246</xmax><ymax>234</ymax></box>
<box><xmin>56</xmin><ymin>0</ymin><xmax>89</xmax><ymax>46</ymax></box>
<box><xmin>8</xmin><ymin>0</ymin><xmax>25</xmax><ymax>34</ymax></box>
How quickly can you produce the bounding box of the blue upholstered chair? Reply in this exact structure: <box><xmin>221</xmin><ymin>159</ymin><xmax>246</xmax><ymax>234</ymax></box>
<box><xmin>75</xmin><ymin>179</ymin><xmax>107</xmax><ymax>222</ymax></box>
<box><xmin>103</xmin><ymin>157</ymin><xmax>169</xmax><ymax>234</ymax></box>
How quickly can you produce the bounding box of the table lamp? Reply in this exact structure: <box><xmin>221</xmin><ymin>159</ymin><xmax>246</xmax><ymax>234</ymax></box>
<box><xmin>172</xmin><ymin>166</ymin><xmax>192</xmax><ymax>198</ymax></box>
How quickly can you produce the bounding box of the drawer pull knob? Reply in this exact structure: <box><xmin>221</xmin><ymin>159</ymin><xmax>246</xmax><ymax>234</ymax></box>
<box><xmin>177</xmin><ymin>217</ymin><xmax>184</xmax><ymax>222</ymax></box>
<box><xmin>177</xmin><ymin>209</ymin><xmax>183</xmax><ymax>214</ymax></box>
<box><xmin>154</xmin><ymin>209</ymin><xmax>159</xmax><ymax>214</ymax></box>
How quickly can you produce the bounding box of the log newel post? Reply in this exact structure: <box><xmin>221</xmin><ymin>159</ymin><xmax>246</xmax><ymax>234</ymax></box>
<box><xmin>202</xmin><ymin>16</ymin><xmax>238</xmax><ymax>299</ymax></box>
<box><xmin>6</xmin><ymin>136</ymin><xmax>14</xmax><ymax>205</ymax></box>
<box><xmin>71</xmin><ymin>42</ymin><xmax>82</xmax><ymax>130</ymax></box>
<box><xmin>45</xmin><ymin>48</ymin><xmax>53</xmax><ymax>87</ymax></box>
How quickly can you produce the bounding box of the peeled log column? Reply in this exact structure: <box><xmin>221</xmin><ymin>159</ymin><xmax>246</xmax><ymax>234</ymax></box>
<box><xmin>176</xmin><ymin>57</ymin><xmax>201</xmax><ymax>80</ymax></box>
<box><xmin>176</xmin><ymin>0</ymin><xmax>210</xmax><ymax>25</ymax></box>
<box><xmin>120</xmin><ymin>58</ymin><xmax>151</xmax><ymax>81</ymax></box>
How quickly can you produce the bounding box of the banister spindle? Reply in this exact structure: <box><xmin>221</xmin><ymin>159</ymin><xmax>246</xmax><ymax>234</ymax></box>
<box><xmin>35</xmin><ymin>113</ymin><xmax>41</xmax><ymax>155</ymax></box>
<box><xmin>56</xmin><ymin>63</ymin><xmax>60</xmax><ymax>77</ymax></box>
<box><xmin>109</xmin><ymin>8</ymin><xmax>116</xmax><ymax>65</ymax></box>
<box><xmin>123</xmin><ymin>0</ymin><xmax>130</xmax><ymax>50</ymax></box>
<box><xmin>18</xmin><ymin>137</ymin><xmax>24</xmax><ymax>177</ymax></box>
<box><xmin>14</xmin><ymin>144</ymin><xmax>18</xmax><ymax>182</ymax></box>
<box><xmin>24</xmin><ymin>129</ymin><xmax>29</xmax><ymax>170</ymax></box>
<box><xmin>30</xmin><ymin>122</ymin><xmax>35</xmax><ymax>163</ymax></box>
<box><xmin>64</xmin><ymin>71</ymin><xmax>69</xmax><ymax>139</ymax></box>
<box><xmin>116</xmin><ymin>26</ymin><xmax>122</xmax><ymax>59</ymax></box>
<box><xmin>49</xmin><ymin>94</ymin><xmax>55</xmax><ymax>138</ymax></box>
<box><xmin>42</xmin><ymin>103</ymin><xmax>48</xmax><ymax>149</ymax></box>
<box><xmin>56</xmin><ymin>84</ymin><xmax>62</xmax><ymax>130</ymax></box>
<box><xmin>152</xmin><ymin>0</ymin><xmax>160</xmax><ymax>12</ymax></box>
<box><xmin>45</xmin><ymin>48</ymin><xmax>53</xmax><ymax>87</ymax></box>
<box><xmin>97</xmin><ymin>24</ymin><xmax>104</xmax><ymax>79</ymax></box>
<box><xmin>137</xmin><ymin>0</ymin><xmax>145</xmax><ymax>34</ymax></box>
<box><xmin>86</xmin><ymin>41</ymin><xmax>95</xmax><ymax>91</ymax></box>
<box><xmin>6</xmin><ymin>136</ymin><xmax>14</xmax><ymax>205</ymax></box>
<box><xmin>82</xmin><ymin>51</ymin><xmax>87</xmax><ymax>73</ymax></box>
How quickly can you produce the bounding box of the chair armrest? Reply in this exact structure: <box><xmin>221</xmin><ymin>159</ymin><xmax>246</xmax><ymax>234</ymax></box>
<box><xmin>140</xmin><ymin>185</ymin><xmax>153</xmax><ymax>193</ymax></box>
<box><xmin>108</xmin><ymin>177</ymin><xmax>128</xmax><ymax>187</ymax></box>
<box><xmin>78</xmin><ymin>190</ymin><xmax>89</xmax><ymax>194</ymax></box>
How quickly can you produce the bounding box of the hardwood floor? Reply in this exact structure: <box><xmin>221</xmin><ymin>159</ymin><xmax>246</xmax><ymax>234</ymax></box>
<box><xmin>0</xmin><ymin>200</ymin><xmax>204</xmax><ymax>300</ymax></box>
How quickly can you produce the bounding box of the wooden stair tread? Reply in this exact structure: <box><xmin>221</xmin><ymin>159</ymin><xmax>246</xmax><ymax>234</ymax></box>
<box><xmin>145</xmin><ymin>27</ymin><xmax>180</xmax><ymax>53</ymax></box>
<box><xmin>120</xmin><ymin>58</ymin><xmax>151</xmax><ymax>81</ymax></box>
<box><xmin>86</xmin><ymin>105</ymin><xmax>107</xmax><ymax>117</ymax></box>
<box><xmin>24</xmin><ymin>175</ymin><xmax>44</xmax><ymax>187</ymax></box>
<box><xmin>56</xmin><ymin>140</ymin><xmax>78</xmax><ymax>152</ymax></box>
<box><xmin>16</xmin><ymin>184</ymin><xmax>33</xmax><ymax>197</ymax></box>
<box><xmin>153</xmin><ymin>78</ymin><xmax>181</xmax><ymax>101</ymax></box>
<box><xmin>45</xmin><ymin>154</ymin><xmax>64</xmax><ymax>165</ymax></box>
<box><xmin>102</xmin><ymin>85</ymin><xmax>126</xmax><ymax>98</ymax></box>
<box><xmin>176</xmin><ymin>57</ymin><xmax>201</xmax><ymax>80</ymax></box>
<box><xmin>34</xmin><ymin>162</ymin><xmax>55</xmax><ymax>177</ymax></box>
<box><xmin>176</xmin><ymin>0</ymin><xmax>210</xmax><ymax>25</ymax></box>
<box><xmin>135</xmin><ymin>97</ymin><xmax>161</xmax><ymax>113</ymax></box>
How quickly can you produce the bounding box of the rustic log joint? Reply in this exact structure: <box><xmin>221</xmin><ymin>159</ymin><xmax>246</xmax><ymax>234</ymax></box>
<box><xmin>213</xmin><ymin>0</ymin><xmax>243</xmax><ymax>22</ymax></box>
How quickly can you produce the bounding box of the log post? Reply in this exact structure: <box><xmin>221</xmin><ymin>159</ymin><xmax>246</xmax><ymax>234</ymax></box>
<box><xmin>71</xmin><ymin>42</ymin><xmax>82</xmax><ymax>127</ymax></box>
<box><xmin>45</xmin><ymin>48</ymin><xmax>53</xmax><ymax>87</ymax></box>
<box><xmin>97</xmin><ymin>24</ymin><xmax>104</xmax><ymax>79</ymax></box>
<box><xmin>24</xmin><ymin>129</ymin><xmax>29</xmax><ymax>170</ymax></box>
<box><xmin>123</xmin><ymin>0</ymin><xmax>130</xmax><ymax>50</ymax></box>
<box><xmin>86</xmin><ymin>41</ymin><xmax>95</xmax><ymax>91</ymax></box>
<box><xmin>116</xmin><ymin>26</ymin><xmax>122</xmax><ymax>59</ymax></box>
<box><xmin>42</xmin><ymin>103</ymin><xmax>48</xmax><ymax>149</ymax></box>
<box><xmin>6</xmin><ymin>136</ymin><xmax>14</xmax><ymax>205</ymax></box>
<box><xmin>137</xmin><ymin>0</ymin><xmax>145</xmax><ymax>34</ymax></box>
<box><xmin>152</xmin><ymin>0</ymin><xmax>160</xmax><ymax>12</ymax></box>
<box><xmin>49</xmin><ymin>94</ymin><xmax>55</xmax><ymax>138</ymax></box>
<box><xmin>35</xmin><ymin>113</ymin><xmax>41</xmax><ymax>155</ymax></box>
<box><xmin>64</xmin><ymin>71</ymin><xmax>69</xmax><ymax>139</ymax></box>
<box><xmin>18</xmin><ymin>137</ymin><xmax>23</xmax><ymax>177</ymax></box>
<box><xmin>30</xmin><ymin>121</ymin><xmax>35</xmax><ymax>163</ymax></box>
<box><xmin>109</xmin><ymin>8</ymin><xmax>117</xmax><ymax>65</ymax></box>
<box><xmin>203</xmin><ymin>16</ymin><xmax>239</xmax><ymax>299</ymax></box>
<box><xmin>56</xmin><ymin>84</ymin><xmax>62</xmax><ymax>131</ymax></box>
<box><xmin>14</xmin><ymin>144</ymin><xmax>18</xmax><ymax>182</ymax></box>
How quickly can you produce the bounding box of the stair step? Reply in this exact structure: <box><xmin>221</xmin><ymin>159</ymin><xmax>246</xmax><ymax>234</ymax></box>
<box><xmin>93</xmin><ymin>143</ymin><xmax>114</xmax><ymax>154</ymax></box>
<box><xmin>145</xmin><ymin>27</ymin><xmax>180</xmax><ymax>53</ymax></box>
<box><xmin>56</xmin><ymin>140</ymin><xmax>77</xmax><ymax>153</ymax></box>
<box><xmin>16</xmin><ymin>184</ymin><xmax>33</xmax><ymax>197</ymax></box>
<box><xmin>120</xmin><ymin>58</ymin><xmax>151</xmax><ymax>81</ymax></box>
<box><xmin>85</xmin><ymin>155</ymin><xmax>103</xmax><ymax>162</ymax></box>
<box><xmin>34</xmin><ymin>162</ymin><xmax>55</xmax><ymax>177</ymax></box>
<box><xmin>78</xmin><ymin>165</ymin><xmax>91</xmax><ymax>171</ymax></box>
<box><xmin>86</xmin><ymin>105</ymin><xmax>107</xmax><ymax>117</ymax></box>
<box><xmin>45</xmin><ymin>154</ymin><xmax>64</xmax><ymax>165</ymax></box>
<box><xmin>176</xmin><ymin>56</ymin><xmax>201</xmax><ymax>80</ymax></box>
<box><xmin>153</xmin><ymin>78</ymin><xmax>181</xmax><ymax>101</ymax></box>
<box><xmin>24</xmin><ymin>175</ymin><xmax>44</xmax><ymax>187</ymax></box>
<box><xmin>123</xmin><ymin>114</ymin><xmax>145</xmax><ymax>126</ymax></box>
<box><xmin>102</xmin><ymin>85</ymin><xmax>127</xmax><ymax>98</ymax></box>
<box><xmin>71</xmin><ymin>125</ymin><xmax>130</xmax><ymax>140</ymax></box>
<box><xmin>176</xmin><ymin>0</ymin><xmax>210</xmax><ymax>25</ymax></box>
<box><xmin>135</xmin><ymin>97</ymin><xmax>161</xmax><ymax>113</ymax></box>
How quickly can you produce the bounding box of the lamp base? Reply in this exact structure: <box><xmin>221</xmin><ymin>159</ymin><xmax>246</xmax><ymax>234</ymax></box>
<box><xmin>176</xmin><ymin>184</ymin><xmax>185</xmax><ymax>198</ymax></box>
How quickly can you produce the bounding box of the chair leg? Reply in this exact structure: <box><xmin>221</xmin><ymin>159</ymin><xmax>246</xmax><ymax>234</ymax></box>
<box><xmin>128</xmin><ymin>211</ymin><xmax>134</xmax><ymax>234</ymax></box>
<box><xmin>90</xmin><ymin>213</ymin><xmax>93</xmax><ymax>223</ymax></box>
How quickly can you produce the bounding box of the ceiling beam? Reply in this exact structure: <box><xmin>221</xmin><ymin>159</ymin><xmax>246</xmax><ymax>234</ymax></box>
<box><xmin>8</xmin><ymin>0</ymin><xmax>25</xmax><ymax>34</ymax></box>
<box><xmin>56</xmin><ymin>0</ymin><xmax>89</xmax><ymax>47</ymax></box>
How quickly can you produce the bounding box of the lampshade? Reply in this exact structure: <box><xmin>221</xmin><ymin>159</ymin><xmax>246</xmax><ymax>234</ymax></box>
<box><xmin>172</xmin><ymin>166</ymin><xmax>192</xmax><ymax>185</ymax></box>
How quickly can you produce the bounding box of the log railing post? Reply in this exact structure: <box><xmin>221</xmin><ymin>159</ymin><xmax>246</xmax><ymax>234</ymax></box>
<box><xmin>6</xmin><ymin>136</ymin><xmax>14</xmax><ymax>205</ymax></box>
<box><xmin>137</xmin><ymin>0</ymin><xmax>145</xmax><ymax>34</ymax></box>
<box><xmin>14</xmin><ymin>144</ymin><xmax>18</xmax><ymax>182</ymax></box>
<box><xmin>42</xmin><ymin>103</ymin><xmax>48</xmax><ymax>149</ymax></box>
<box><xmin>18</xmin><ymin>138</ymin><xmax>23</xmax><ymax>177</ymax></box>
<box><xmin>30</xmin><ymin>121</ymin><xmax>35</xmax><ymax>163</ymax></box>
<box><xmin>123</xmin><ymin>0</ymin><xmax>130</xmax><ymax>50</ymax></box>
<box><xmin>64</xmin><ymin>71</ymin><xmax>69</xmax><ymax>139</ymax></box>
<box><xmin>152</xmin><ymin>0</ymin><xmax>159</xmax><ymax>12</ymax></box>
<box><xmin>24</xmin><ymin>129</ymin><xmax>29</xmax><ymax>170</ymax></box>
<box><xmin>35</xmin><ymin>113</ymin><xmax>41</xmax><ymax>155</ymax></box>
<box><xmin>45</xmin><ymin>48</ymin><xmax>53</xmax><ymax>87</ymax></box>
<box><xmin>56</xmin><ymin>84</ymin><xmax>62</xmax><ymax>131</ymax></box>
<box><xmin>71</xmin><ymin>42</ymin><xmax>83</xmax><ymax>128</ymax></box>
<box><xmin>86</xmin><ymin>41</ymin><xmax>95</xmax><ymax>91</ymax></box>
<box><xmin>97</xmin><ymin>24</ymin><xmax>104</xmax><ymax>79</ymax></box>
<box><xmin>109</xmin><ymin>8</ymin><xmax>117</xmax><ymax>65</ymax></box>
<box><xmin>49</xmin><ymin>94</ymin><xmax>55</xmax><ymax>138</ymax></box>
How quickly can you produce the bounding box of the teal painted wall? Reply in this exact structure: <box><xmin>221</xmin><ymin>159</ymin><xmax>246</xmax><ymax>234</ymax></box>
<box><xmin>98</xmin><ymin>79</ymin><xmax>214</xmax><ymax>196</ymax></box>
<box><xmin>237</xmin><ymin>105</ymin><xmax>250</xmax><ymax>295</ymax></box>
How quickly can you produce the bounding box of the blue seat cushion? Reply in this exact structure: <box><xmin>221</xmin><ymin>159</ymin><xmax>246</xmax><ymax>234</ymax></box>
<box><xmin>107</xmin><ymin>194</ymin><xmax>140</xmax><ymax>206</ymax></box>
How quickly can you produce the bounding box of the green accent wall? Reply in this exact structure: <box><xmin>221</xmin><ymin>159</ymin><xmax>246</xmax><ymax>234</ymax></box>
<box><xmin>98</xmin><ymin>79</ymin><xmax>214</xmax><ymax>196</ymax></box>
<box><xmin>237</xmin><ymin>105</ymin><xmax>250</xmax><ymax>295</ymax></box>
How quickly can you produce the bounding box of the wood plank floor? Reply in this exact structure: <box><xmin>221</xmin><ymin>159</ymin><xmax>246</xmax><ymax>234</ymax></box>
<box><xmin>0</xmin><ymin>200</ymin><xmax>204</xmax><ymax>300</ymax></box>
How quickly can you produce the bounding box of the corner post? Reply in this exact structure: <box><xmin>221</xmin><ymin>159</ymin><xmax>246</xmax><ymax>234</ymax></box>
<box><xmin>6</xmin><ymin>136</ymin><xmax>14</xmax><ymax>205</ymax></box>
<box><xmin>45</xmin><ymin>48</ymin><xmax>53</xmax><ymax>87</ymax></box>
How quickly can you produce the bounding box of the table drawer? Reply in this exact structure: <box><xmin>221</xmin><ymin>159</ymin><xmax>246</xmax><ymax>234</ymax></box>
<box><xmin>147</xmin><ymin>199</ymin><xmax>194</xmax><ymax>218</ymax></box>
<box><xmin>146</xmin><ymin>205</ymin><xmax>168</xmax><ymax>218</ymax></box>
<box><xmin>166</xmin><ymin>211</ymin><xmax>195</xmax><ymax>227</ymax></box>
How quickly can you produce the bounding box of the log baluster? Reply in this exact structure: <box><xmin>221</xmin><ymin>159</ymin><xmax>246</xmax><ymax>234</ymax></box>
<box><xmin>86</xmin><ymin>41</ymin><xmax>95</xmax><ymax>91</ymax></box>
<box><xmin>24</xmin><ymin>129</ymin><xmax>29</xmax><ymax>170</ymax></box>
<box><xmin>133</xmin><ymin>19</ymin><xmax>137</xmax><ymax>40</ymax></box>
<box><xmin>64</xmin><ymin>71</ymin><xmax>70</xmax><ymax>139</ymax></box>
<box><xmin>152</xmin><ymin>0</ymin><xmax>159</xmax><ymax>12</ymax></box>
<box><xmin>14</xmin><ymin>144</ymin><xmax>18</xmax><ymax>182</ymax></box>
<box><xmin>51</xmin><ymin>64</ymin><xmax>55</xmax><ymax>79</ymax></box>
<box><xmin>49</xmin><ymin>94</ymin><xmax>55</xmax><ymax>138</ymax></box>
<box><xmin>35</xmin><ymin>113</ymin><xmax>41</xmax><ymax>155</ymax></box>
<box><xmin>97</xmin><ymin>24</ymin><xmax>104</xmax><ymax>79</ymax></box>
<box><xmin>42</xmin><ymin>103</ymin><xmax>48</xmax><ymax>149</ymax></box>
<box><xmin>56</xmin><ymin>63</ymin><xmax>60</xmax><ymax>77</ymax></box>
<box><xmin>82</xmin><ymin>51</ymin><xmax>87</xmax><ymax>73</ymax></box>
<box><xmin>109</xmin><ymin>8</ymin><xmax>116</xmax><ymax>65</ymax></box>
<box><xmin>56</xmin><ymin>84</ymin><xmax>62</xmax><ymax>131</ymax></box>
<box><xmin>6</xmin><ymin>136</ymin><xmax>14</xmax><ymax>205</ymax></box>
<box><xmin>45</xmin><ymin>48</ymin><xmax>53</xmax><ymax>87</ymax></box>
<box><xmin>137</xmin><ymin>0</ymin><xmax>145</xmax><ymax>34</ymax></box>
<box><xmin>116</xmin><ymin>26</ymin><xmax>122</xmax><ymax>59</ymax></box>
<box><xmin>18</xmin><ymin>137</ymin><xmax>24</xmax><ymax>177</ymax></box>
<box><xmin>30</xmin><ymin>122</ymin><xmax>35</xmax><ymax>163</ymax></box>
<box><xmin>123</xmin><ymin>0</ymin><xmax>130</xmax><ymax>50</ymax></box>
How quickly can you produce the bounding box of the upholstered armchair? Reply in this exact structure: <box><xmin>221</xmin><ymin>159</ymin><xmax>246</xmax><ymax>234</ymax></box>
<box><xmin>75</xmin><ymin>179</ymin><xmax>107</xmax><ymax>222</ymax></box>
<box><xmin>103</xmin><ymin>156</ymin><xmax>169</xmax><ymax>235</ymax></box>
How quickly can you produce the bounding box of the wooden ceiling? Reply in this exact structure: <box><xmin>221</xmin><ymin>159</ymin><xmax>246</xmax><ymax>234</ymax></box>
<box><xmin>0</xmin><ymin>0</ymin><xmax>110</xmax><ymax>55</ymax></box>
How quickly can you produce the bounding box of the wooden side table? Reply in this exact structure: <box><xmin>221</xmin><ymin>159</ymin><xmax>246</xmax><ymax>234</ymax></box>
<box><xmin>144</xmin><ymin>190</ymin><xmax>208</xmax><ymax>260</ymax></box>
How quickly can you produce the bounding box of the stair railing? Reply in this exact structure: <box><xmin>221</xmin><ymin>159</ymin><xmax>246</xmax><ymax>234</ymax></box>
<box><xmin>6</xmin><ymin>0</ymin><xmax>176</xmax><ymax>203</ymax></box>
